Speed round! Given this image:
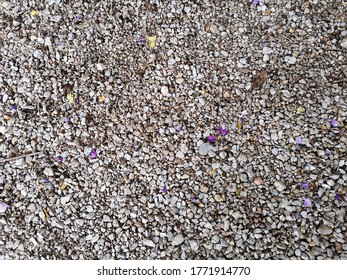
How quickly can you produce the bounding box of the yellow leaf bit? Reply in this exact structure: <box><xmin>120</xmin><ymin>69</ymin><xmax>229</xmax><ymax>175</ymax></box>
<box><xmin>31</xmin><ymin>10</ymin><xmax>39</xmax><ymax>16</ymax></box>
<box><xmin>297</xmin><ymin>106</ymin><xmax>303</xmax><ymax>113</ymax></box>
<box><xmin>209</xmin><ymin>169</ymin><xmax>217</xmax><ymax>176</ymax></box>
<box><xmin>199</xmin><ymin>90</ymin><xmax>206</xmax><ymax>95</ymax></box>
<box><xmin>61</xmin><ymin>182</ymin><xmax>68</xmax><ymax>190</ymax></box>
<box><xmin>236</xmin><ymin>186</ymin><xmax>243</xmax><ymax>196</ymax></box>
<box><xmin>147</xmin><ymin>36</ymin><xmax>157</xmax><ymax>48</ymax></box>
<box><xmin>237</xmin><ymin>119</ymin><xmax>243</xmax><ymax>130</ymax></box>
<box><xmin>67</xmin><ymin>93</ymin><xmax>74</xmax><ymax>103</ymax></box>
<box><xmin>264</xmin><ymin>9</ymin><xmax>272</xmax><ymax>16</ymax></box>
<box><xmin>43</xmin><ymin>208</ymin><xmax>49</xmax><ymax>221</ymax></box>
<box><xmin>289</xmin><ymin>28</ymin><xmax>295</xmax><ymax>33</ymax></box>
<box><xmin>99</xmin><ymin>95</ymin><xmax>106</xmax><ymax>102</ymax></box>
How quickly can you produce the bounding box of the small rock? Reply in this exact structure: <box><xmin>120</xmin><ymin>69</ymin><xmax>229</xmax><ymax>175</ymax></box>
<box><xmin>43</xmin><ymin>167</ymin><xmax>54</xmax><ymax>176</ymax></box>
<box><xmin>143</xmin><ymin>239</ymin><xmax>156</xmax><ymax>247</ymax></box>
<box><xmin>286</xmin><ymin>56</ymin><xmax>297</xmax><ymax>64</ymax></box>
<box><xmin>176</xmin><ymin>151</ymin><xmax>185</xmax><ymax>159</ymax></box>
<box><xmin>103</xmin><ymin>215</ymin><xmax>111</xmax><ymax>222</ymax></box>
<box><xmin>262</xmin><ymin>47</ymin><xmax>273</xmax><ymax>55</ymax></box>
<box><xmin>33</xmin><ymin>49</ymin><xmax>43</xmax><ymax>59</ymax></box>
<box><xmin>201</xmin><ymin>186</ymin><xmax>209</xmax><ymax>193</ymax></box>
<box><xmin>198</xmin><ymin>143</ymin><xmax>214</xmax><ymax>156</ymax></box>
<box><xmin>172</xmin><ymin>234</ymin><xmax>185</xmax><ymax>246</ymax></box>
<box><xmin>253</xmin><ymin>177</ymin><xmax>263</xmax><ymax>185</ymax></box>
<box><xmin>70</xmin><ymin>160</ymin><xmax>80</xmax><ymax>168</ymax></box>
<box><xmin>161</xmin><ymin>86</ymin><xmax>169</xmax><ymax>95</ymax></box>
<box><xmin>91</xmin><ymin>234</ymin><xmax>99</xmax><ymax>243</ymax></box>
<box><xmin>318</xmin><ymin>224</ymin><xmax>333</xmax><ymax>235</ymax></box>
<box><xmin>209</xmin><ymin>24</ymin><xmax>219</xmax><ymax>34</ymax></box>
<box><xmin>223</xmin><ymin>220</ymin><xmax>230</xmax><ymax>231</ymax></box>
<box><xmin>341</xmin><ymin>38</ymin><xmax>347</xmax><ymax>49</ymax></box>
<box><xmin>0</xmin><ymin>126</ymin><xmax>6</xmax><ymax>134</ymax></box>
<box><xmin>214</xmin><ymin>194</ymin><xmax>224</xmax><ymax>202</ymax></box>
<box><xmin>232</xmin><ymin>211</ymin><xmax>241</xmax><ymax>219</ymax></box>
<box><xmin>274</xmin><ymin>181</ymin><xmax>286</xmax><ymax>192</ymax></box>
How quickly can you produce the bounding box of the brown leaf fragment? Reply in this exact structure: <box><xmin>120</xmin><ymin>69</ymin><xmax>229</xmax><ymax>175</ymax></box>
<box><xmin>252</xmin><ymin>69</ymin><xmax>268</xmax><ymax>89</ymax></box>
<box><xmin>239</xmin><ymin>67</ymin><xmax>252</xmax><ymax>74</ymax></box>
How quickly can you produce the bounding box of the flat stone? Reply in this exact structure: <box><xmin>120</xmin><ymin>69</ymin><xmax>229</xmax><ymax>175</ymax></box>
<box><xmin>0</xmin><ymin>126</ymin><xmax>6</xmax><ymax>134</ymax></box>
<box><xmin>70</xmin><ymin>160</ymin><xmax>80</xmax><ymax>168</ymax></box>
<box><xmin>214</xmin><ymin>194</ymin><xmax>224</xmax><ymax>202</ymax></box>
<box><xmin>172</xmin><ymin>234</ymin><xmax>185</xmax><ymax>246</ymax></box>
<box><xmin>253</xmin><ymin>177</ymin><xmax>263</xmax><ymax>185</ymax></box>
<box><xmin>43</xmin><ymin>167</ymin><xmax>54</xmax><ymax>176</ymax></box>
<box><xmin>198</xmin><ymin>143</ymin><xmax>214</xmax><ymax>156</ymax></box>
<box><xmin>341</xmin><ymin>37</ymin><xmax>347</xmax><ymax>49</ymax></box>
<box><xmin>176</xmin><ymin>151</ymin><xmax>185</xmax><ymax>159</ymax></box>
<box><xmin>161</xmin><ymin>86</ymin><xmax>169</xmax><ymax>95</ymax></box>
<box><xmin>318</xmin><ymin>224</ymin><xmax>333</xmax><ymax>235</ymax></box>
<box><xmin>143</xmin><ymin>239</ymin><xmax>156</xmax><ymax>247</ymax></box>
<box><xmin>201</xmin><ymin>186</ymin><xmax>209</xmax><ymax>193</ymax></box>
<box><xmin>274</xmin><ymin>181</ymin><xmax>286</xmax><ymax>192</ymax></box>
<box><xmin>232</xmin><ymin>211</ymin><xmax>241</xmax><ymax>219</ymax></box>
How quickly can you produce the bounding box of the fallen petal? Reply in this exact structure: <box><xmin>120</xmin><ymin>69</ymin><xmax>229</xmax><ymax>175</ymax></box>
<box><xmin>304</xmin><ymin>198</ymin><xmax>312</xmax><ymax>207</ymax></box>
<box><xmin>0</xmin><ymin>201</ymin><xmax>10</xmax><ymax>213</ymax></box>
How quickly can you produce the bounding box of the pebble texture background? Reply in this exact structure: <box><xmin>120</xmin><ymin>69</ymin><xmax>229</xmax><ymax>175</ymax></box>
<box><xmin>0</xmin><ymin>0</ymin><xmax>347</xmax><ymax>260</ymax></box>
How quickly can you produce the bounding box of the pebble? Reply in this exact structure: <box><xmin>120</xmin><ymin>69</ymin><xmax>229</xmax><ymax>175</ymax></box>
<box><xmin>286</xmin><ymin>56</ymin><xmax>297</xmax><ymax>64</ymax></box>
<box><xmin>274</xmin><ymin>181</ymin><xmax>286</xmax><ymax>192</ymax></box>
<box><xmin>214</xmin><ymin>194</ymin><xmax>224</xmax><ymax>202</ymax></box>
<box><xmin>172</xmin><ymin>234</ymin><xmax>185</xmax><ymax>246</ymax></box>
<box><xmin>200</xmin><ymin>186</ymin><xmax>209</xmax><ymax>193</ymax></box>
<box><xmin>161</xmin><ymin>86</ymin><xmax>169</xmax><ymax>95</ymax></box>
<box><xmin>341</xmin><ymin>38</ymin><xmax>347</xmax><ymax>49</ymax></box>
<box><xmin>198</xmin><ymin>143</ymin><xmax>214</xmax><ymax>156</ymax></box>
<box><xmin>317</xmin><ymin>225</ymin><xmax>333</xmax><ymax>236</ymax></box>
<box><xmin>143</xmin><ymin>239</ymin><xmax>156</xmax><ymax>247</ymax></box>
<box><xmin>176</xmin><ymin>151</ymin><xmax>185</xmax><ymax>159</ymax></box>
<box><xmin>253</xmin><ymin>177</ymin><xmax>263</xmax><ymax>185</ymax></box>
<box><xmin>43</xmin><ymin>168</ymin><xmax>54</xmax><ymax>177</ymax></box>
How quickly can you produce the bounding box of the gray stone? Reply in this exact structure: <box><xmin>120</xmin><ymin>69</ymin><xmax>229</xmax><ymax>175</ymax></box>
<box><xmin>198</xmin><ymin>143</ymin><xmax>214</xmax><ymax>156</ymax></box>
<box><xmin>274</xmin><ymin>181</ymin><xmax>286</xmax><ymax>192</ymax></box>
<box><xmin>318</xmin><ymin>224</ymin><xmax>333</xmax><ymax>235</ymax></box>
<box><xmin>172</xmin><ymin>234</ymin><xmax>185</xmax><ymax>246</ymax></box>
<box><xmin>143</xmin><ymin>239</ymin><xmax>156</xmax><ymax>247</ymax></box>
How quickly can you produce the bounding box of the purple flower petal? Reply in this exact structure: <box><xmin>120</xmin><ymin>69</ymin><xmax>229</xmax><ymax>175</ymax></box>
<box><xmin>253</xmin><ymin>0</ymin><xmax>260</xmax><ymax>7</ymax></box>
<box><xmin>295</xmin><ymin>136</ymin><xmax>302</xmax><ymax>144</ymax></box>
<box><xmin>43</xmin><ymin>178</ymin><xmax>50</xmax><ymax>183</ymax></box>
<box><xmin>0</xmin><ymin>201</ymin><xmax>10</xmax><ymax>212</ymax></box>
<box><xmin>207</xmin><ymin>135</ymin><xmax>216</xmax><ymax>143</ymax></box>
<box><xmin>63</xmin><ymin>117</ymin><xmax>70</xmax><ymax>122</ymax></box>
<box><xmin>324</xmin><ymin>149</ymin><xmax>332</xmax><ymax>155</ymax></box>
<box><xmin>10</xmin><ymin>105</ymin><xmax>17</xmax><ymax>110</ymax></box>
<box><xmin>335</xmin><ymin>194</ymin><xmax>346</xmax><ymax>202</ymax></box>
<box><xmin>161</xmin><ymin>186</ymin><xmax>167</xmax><ymax>193</ymax></box>
<box><xmin>75</xmin><ymin>15</ymin><xmax>83</xmax><ymax>21</ymax></box>
<box><xmin>175</xmin><ymin>125</ymin><xmax>182</xmax><ymax>132</ymax></box>
<box><xmin>137</xmin><ymin>37</ymin><xmax>145</xmax><ymax>44</ymax></box>
<box><xmin>218</xmin><ymin>127</ymin><xmax>228</xmax><ymax>137</ymax></box>
<box><xmin>90</xmin><ymin>149</ymin><xmax>97</xmax><ymax>159</ymax></box>
<box><xmin>330</xmin><ymin>119</ymin><xmax>339</xmax><ymax>127</ymax></box>
<box><xmin>304</xmin><ymin>198</ymin><xmax>312</xmax><ymax>207</ymax></box>
<box><xmin>55</xmin><ymin>156</ymin><xmax>64</xmax><ymax>163</ymax></box>
<box><xmin>301</xmin><ymin>182</ymin><xmax>309</xmax><ymax>189</ymax></box>
<box><xmin>191</xmin><ymin>197</ymin><xmax>196</xmax><ymax>203</ymax></box>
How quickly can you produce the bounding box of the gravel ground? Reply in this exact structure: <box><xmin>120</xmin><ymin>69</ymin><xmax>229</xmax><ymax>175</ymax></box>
<box><xmin>0</xmin><ymin>0</ymin><xmax>347</xmax><ymax>260</ymax></box>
